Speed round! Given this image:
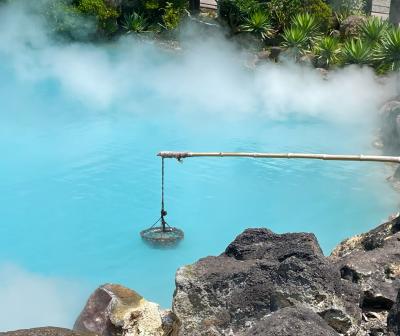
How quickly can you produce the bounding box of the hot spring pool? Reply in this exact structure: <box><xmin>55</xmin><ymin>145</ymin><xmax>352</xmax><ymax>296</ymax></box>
<box><xmin>0</xmin><ymin>30</ymin><xmax>399</xmax><ymax>329</ymax></box>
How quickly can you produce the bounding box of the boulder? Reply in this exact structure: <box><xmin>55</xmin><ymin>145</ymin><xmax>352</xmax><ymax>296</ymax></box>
<box><xmin>172</xmin><ymin>228</ymin><xmax>362</xmax><ymax>336</ymax></box>
<box><xmin>0</xmin><ymin>327</ymin><xmax>95</xmax><ymax>336</ymax></box>
<box><xmin>388</xmin><ymin>290</ymin><xmax>400</xmax><ymax>335</ymax></box>
<box><xmin>340</xmin><ymin>15</ymin><xmax>366</xmax><ymax>38</ymax></box>
<box><xmin>331</xmin><ymin>214</ymin><xmax>400</xmax><ymax>335</ymax></box>
<box><xmin>241</xmin><ymin>306</ymin><xmax>339</xmax><ymax>336</ymax></box>
<box><xmin>74</xmin><ymin>284</ymin><xmax>177</xmax><ymax>336</ymax></box>
<box><xmin>379</xmin><ymin>100</ymin><xmax>400</xmax><ymax>154</ymax></box>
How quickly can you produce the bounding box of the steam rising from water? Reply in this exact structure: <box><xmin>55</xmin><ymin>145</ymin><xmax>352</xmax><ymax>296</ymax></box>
<box><xmin>0</xmin><ymin>0</ymin><xmax>397</xmax><ymax>119</ymax></box>
<box><xmin>0</xmin><ymin>263</ymin><xmax>89</xmax><ymax>331</ymax></box>
<box><xmin>0</xmin><ymin>0</ymin><xmax>398</xmax><ymax>331</ymax></box>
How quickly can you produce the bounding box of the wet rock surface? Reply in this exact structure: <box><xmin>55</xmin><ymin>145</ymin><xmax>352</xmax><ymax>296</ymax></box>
<box><xmin>0</xmin><ymin>328</ymin><xmax>96</xmax><ymax>336</ymax></box>
<box><xmin>331</xmin><ymin>214</ymin><xmax>400</xmax><ymax>335</ymax></box>
<box><xmin>388</xmin><ymin>290</ymin><xmax>400</xmax><ymax>335</ymax></box>
<box><xmin>172</xmin><ymin>228</ymin><xmax>361</xmax><ymax>335</ymax></box>
<box><xmin>241</xmin><ymin>306</ymin><xmax>339</xmax><ymax>336</ymax></box>
<box><xmin>74</xmin><ymin>284</ymin><xmax>177</xmax><ymax>336</ymax></box>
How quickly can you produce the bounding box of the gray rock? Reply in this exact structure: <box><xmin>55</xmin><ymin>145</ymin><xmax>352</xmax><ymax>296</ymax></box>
<box><xmin>269</xmin><ymin>46</ymin><xmax>282</xmax><ymax>62</ymax></box>
<box><xmin>241</xmin><ymin>306</ymin><xmax>339</xmax><ymax>336</ymax></box>
<box><xmin>331</xmin><ymin>214</ymin><xmax>400</xmax><ymax>335</ymax></box>
<box><xmin>74</xmin><ymin>283</ymin><xmax>177</xmax><ymax>336</ymax></box>
<box><xmin>172</xmin><ymin>228</ymin><xmax>362</xmax><ymax>336</ymax></box>
<box><xmin>379</xmin><ymin>100</ymin><xmax>400</xmax><ymax>154</ymax></box>
<box><xmin>0</xmin><ymin>328</ymin><xmax>96</xmax><ymax>336</ymax></box>
<box><xmin>340</xmin><ymin>15</ymin><xmax>366</xmax><ymax>38</ymax></box>
<box><xmin>388</xmin><ymin>290</ymin><xmax>400</xmax><ymax>335</ymax></box>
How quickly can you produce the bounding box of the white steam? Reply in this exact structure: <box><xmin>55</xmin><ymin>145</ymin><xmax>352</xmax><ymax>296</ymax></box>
<box><xmin>0</xmin><ymin>0</ymin><xmax>397</xmax><ymax>120</ymax></box>
<box><xmin>0</xmin><ymin>263</ymin><xmax>87</xmax><ymax>331</ymax></box>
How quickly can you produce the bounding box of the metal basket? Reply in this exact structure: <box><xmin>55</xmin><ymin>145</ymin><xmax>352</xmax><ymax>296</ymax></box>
<box><xmin>140</xmin><ymin>226</ymin><xmax>184</xmax><ymax>245</ymax></box>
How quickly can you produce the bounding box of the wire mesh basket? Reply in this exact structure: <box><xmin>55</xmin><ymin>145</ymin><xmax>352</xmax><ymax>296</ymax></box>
<box><xmin>140</xmin><ymin>226</ymin><xmax>184</xmax><ymax>245</ymax></box>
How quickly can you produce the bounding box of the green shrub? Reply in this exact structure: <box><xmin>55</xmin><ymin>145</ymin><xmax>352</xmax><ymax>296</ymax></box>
<box><xmin>291</xmin><ymin>13</ymin><xmax>320</xmax><ymax>40</ymax></box>
<box><xmin>313</xmin><ymin>35</ymin><xmax>341</xmax><ymax>67</ymax></box>
<box><xmin>341</xmin><ymin>38</ymin><xmax>372</xmax><ymax>65</ymax></box>
<box><xmin>161</xmin><ymin>2</ymin><xmax>183</xmax><ymax>30</ymax></box>
<box><xmin>133</xmin><ymin>0</ymin><xmax>186</xmax><ymax>28</ymax></box>
<box><xmin>122</xmin><ymin>12</ymin><xmax>148</xmax><ymax>32</ymax></box>
<box><xmin>74</xmin><ymin>0</ymin><xmax>119</xmax><ymax>33</ymax></box>
<box><xmin>374</xmin><ymin>27</ymin><xmax>400</xmax><ymax>73</ymax></box>
<box><xmin>218</xmin><ymin>0</ymin><xmax>261</xmax><ymax>30</ymax></box>
<box><xmin>266</xmin><ymin>0</ymin><xmax>332</xmax><ymax>32</ymax></box>
<box><xmin>329</xmin><ymin>0</ymin><xmax>368</xmax><ymax>15</ymax></box>
<box><xmin>281</xmin><ymin>26</ymin><xmax>310</xmax><ymax>60</ymax></box>
<box><xmin>239</xmin><ymin>10</ymin><xmax>274</xmax><ymax>40</ymax></box>
<box><xmin>360</xmin><ymin>16</ymin><xmax>389</xmax><ymax>46</ymax></box>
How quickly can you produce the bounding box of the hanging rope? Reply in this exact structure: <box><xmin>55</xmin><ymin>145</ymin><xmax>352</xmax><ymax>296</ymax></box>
<box><xmin>141</xmin><ymin>156</ymin><xmax>183</xmax><ymax>244</ymax></box>
<box><xmin>161</xmin><ymin>157</ymin><xmax>167</xmax><ymax>232</ymax></box>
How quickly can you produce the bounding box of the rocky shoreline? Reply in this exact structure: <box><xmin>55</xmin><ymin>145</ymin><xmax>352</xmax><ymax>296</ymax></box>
<box><xmin>2</xmin><ymin>213</ymin><xmax>400</xmax><ymax>336</ymax></box>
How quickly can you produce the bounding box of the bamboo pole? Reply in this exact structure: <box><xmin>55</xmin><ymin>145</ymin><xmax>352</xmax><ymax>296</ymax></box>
<box><xmin>157</xmin><ymin>151</ymin><xmax>400</xmax><ymax>163</ymax></box>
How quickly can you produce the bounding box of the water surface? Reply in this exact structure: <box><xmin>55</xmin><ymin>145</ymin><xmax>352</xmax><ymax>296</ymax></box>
<box><xmin>0</xmin><ymin>49</ymin><xmax>398</xmax><ymax>319</ymax></box>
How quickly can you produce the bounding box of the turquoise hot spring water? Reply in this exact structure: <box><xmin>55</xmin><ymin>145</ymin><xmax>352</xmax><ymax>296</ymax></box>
<box><xmin>0</xmin><ymin>36</ymin><xmax>399</xmax><ymax>329</ymax></box>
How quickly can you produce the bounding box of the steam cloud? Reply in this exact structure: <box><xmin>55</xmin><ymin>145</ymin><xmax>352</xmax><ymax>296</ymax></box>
<box><xmin>0</xmin><ymin>0</ymin><xmax>397</xmax><ymax>121</ymax></box>
<box><xmin>0</xmin><ymin>263</ymin><xmax>88</xmax><ymax>331</ymax></box>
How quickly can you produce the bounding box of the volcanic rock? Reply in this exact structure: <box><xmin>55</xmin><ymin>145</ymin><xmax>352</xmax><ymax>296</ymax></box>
<box><xmin>241</xmin><ymin>306</ymin><xmax>339</xmax><ymax>336</ymax></box>
<box><xmin>172</xmin><ymin>228</ymin><xmax>362</xmax><ymax>335</ymax></box>
<box><xmin>388</xmin><ymin>289</ymin><xmax>400</xmax><ymax>335</ymax></box>
<box><xmin>331</xmin><ymin>214</ymin><xmax>400</xmax><ymax>335</ymax></box>
<box><xmin>74</xmin><ymin>284</ymin><xmax>177</xmax><ymax>336</ymax></box>
<box><xmin>379</xmin><ymin>100</ymin><xmax>400</xmax><ymax>154</ymax></box>
<box><xmin>0</xmin><ymin>328</ymin><xmax>95</xmax><ymax>336</ymax></box>
<box><xmin>340</xmin><ymin>15</ymin><xmax>366</xmax><ymax>38</ymax></box>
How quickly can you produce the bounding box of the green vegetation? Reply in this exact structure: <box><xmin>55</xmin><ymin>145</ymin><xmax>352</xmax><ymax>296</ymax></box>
<box><xmin>239</xmin><ymin>10</ymin><xmax>274</xmax><ymax>40</ymax></box>
<box><xmin>342</xmin><ymin>38</ymin><xmax>372</xmax><ymax>65</ymax></box>
<box><xmin>216</xmin><ymin>0</ymin><xmax>400</xmax><ymax>74</ymax></box>
<box><xmin>45</xmin><ymin>0</ymin><xmax>187</xmax><ymax>39</ymax></box>
<box><xmin>75</xmin><ymin>0</ymin><xmax>119</xmax><ymax>33</ymax></box>
<box><xmin>265</xmin><ymin>0</ymin><xmax>332</xmax><ymax>31</ymax></box>
<box><xmin>360</xmin><ymin>16</ymin><xmax>388</xmax><ymax>46</ymax></box>
<box><xmin>375</xmin><ymin>28</ymin><xmax>400</xmax><ymax>72</ymax></box>
<box><xmin>123</xmin><ymin>12</ymin><xmax>148</xmax><ymax>33</ymax></box>
<box><xmin>38</xmin><ymin>0</ymin><xmax>400</xmax><ymax>75</ymax></box>
<box><xmin>313</xmin><ymin>36</ymin><xmax>341</xmax><ymax>68</ymax></box>
<box><xmin>281</xmin><ymin>27</ymin><xmax>309</xmax><ymax>60</ymax></box>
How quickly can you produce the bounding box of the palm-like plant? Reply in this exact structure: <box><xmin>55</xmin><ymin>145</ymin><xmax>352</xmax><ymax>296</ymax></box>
<box><xmin>122</xmin><ymin>12</ymin><xmax>147</xmax><ymax>33</ymax></box>
<box><xmin>374</xmin><ymin>27</ymin><xmax>400</xmax><ymax>73</ymax></box>
<box><xmin>341</xmin><ymin>38</ymin><xmax>372</xmax><ymax>65</ymax></box>
<box><xmin>240</xmin><ymin>10</ymin><xmax>275</xmax><ymax>40</ymax></box>
<box><xmin>342</xmin><ymin>39</ymin><xmax>372</xmax><ymax>65</ymax></box>
<box><xmin>281</xmin><ymin>26</ymin><xmax>310</xmax><ymax>60</ymax></box>
<box><xmin>360</xmin><ymin>17</ymin><xmax>389</xmax><ymax>46</ymax></box>
<box><xmin>291</xmin><ymin>13</ymin><xmax>320</xmax><ymax>40</ymax></box>
<box><xmin>314</xmin><ymin>36</ymin><xmax>341</xmax><ymax>68</ymax></box>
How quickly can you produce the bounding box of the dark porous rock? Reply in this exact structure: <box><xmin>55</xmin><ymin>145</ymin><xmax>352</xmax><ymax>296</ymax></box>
<box><xmin>340</xmin><ymin>15</ymin><xmax>366</xmax><ymax>38</ymax></box>
<box><xmin>269</xmin><ymin>46</ymin><xmax>282</xmax><ymax>62</ymax></box>
<box><xmin>0</xmin><ymin>327</ymin><xmax>96</xmax><ymax>336</ymax></box>
<box><xmin>379</xmin><ymin>100</ymin><xmax>400</xmax><ymax>154</ymax></box>
<box><xmin>74</xmin><ymin>283</ymin><xmax>176</xmax><ymax>336</ymax></box>
<box><xmin>331</xmin><ymin>214</ymin><xmax>400</xmax><ymax>335</ymax></box>
<box><xmin>388</xmin><ymin>290</ymin><xmax>400</xmax><ymax>335</ymax></box>
<box><xmin>241</xmin><ymin>306</ymin><xmax>339</xmax><ymax>336</ymax></box>
<box><xmin>172</xmin><ymin>228</ymin><xmax>362</xmax><ymax>336</ymax></box>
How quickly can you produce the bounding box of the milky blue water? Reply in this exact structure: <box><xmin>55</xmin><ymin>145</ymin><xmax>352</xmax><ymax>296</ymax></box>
<box><xmin>0</xmin><ymin>46</ymin><xmax>398</xmax><ymax>319</ymax></box>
